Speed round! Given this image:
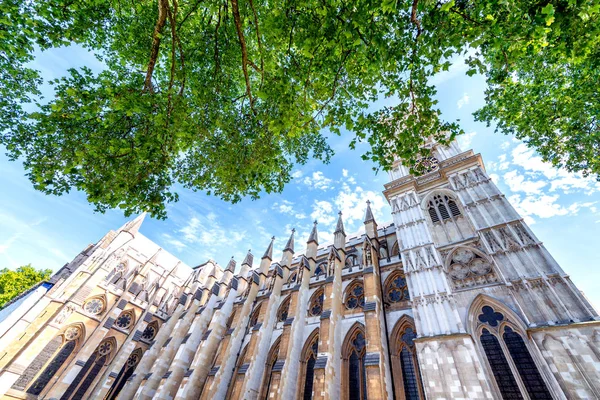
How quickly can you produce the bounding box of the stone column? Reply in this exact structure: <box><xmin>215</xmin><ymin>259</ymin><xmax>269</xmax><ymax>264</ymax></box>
<box><xmin>240</xmin><ymin>230</ymin><xmax>295</xmax><ymax>400</ymax></box>
<box><xmin>278</xmin><ymin>222</ymin><xmax>319</xmax><ymax>400</ymax></box>
<box><xmin>117</xmin><ymin>293</ymin><xmax>188</xmax><ymax>400</ymax></box>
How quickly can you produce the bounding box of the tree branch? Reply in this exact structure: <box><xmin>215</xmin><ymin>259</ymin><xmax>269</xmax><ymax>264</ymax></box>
<box><xmin>144</xmin><ymin>0</ymin><xmax>169</xmax><ymax>92</ymax></box>
<box><xmin>230</xmin><ymin>0</ymin><xmax>256</xmax><ymax>113</ymax></box>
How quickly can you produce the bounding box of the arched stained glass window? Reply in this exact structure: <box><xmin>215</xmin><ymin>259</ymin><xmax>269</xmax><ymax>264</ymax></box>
<box><xmin>115</xmin><ymin>309</ymin><xmax>135</xmax><ymax>330</ymax></box>
<box><xmin>106</xmin><ymin>349</ymin><xmax>142</xmax><ymax>400</ymax></box>
<box><xmin>261</xmin><ymin>339</ymin><xmax>280</xmax><ymax>400</ymax></box>
<box><xmin>308</xmin><ymin>290</ymin><xmax>324</xmax><ymax>317</ymax></box>
<box><xmin>391</xmin><ymin>318</ymin><xmax>424</xmax><ymax>400</ymax></box>
<box><xmin>12</xmin><ymin>325</ymin><xmax>82</xmax><ymax>395</ymax></box>
<box><xmin>385</xmin><ymin>272</ymin><xmax>409</xmax><ymax>304</ymax></box>
<box><xmin>480</xmin><ymin>328</ymin><xmax>523</xmax><ymax>399</ymax></box>
<box><xmin>427</xmin><ymin>194</ymin><xmax>461</xmax><ymax>223</ymax></box>
<box><xmin>476</xmin><ymin>305</ymin><xmax>552</xmax><ymax>400</ymax></box>
<box><xmin>314</xmin><ymin>263</ymin><xmax>325</xmax><ymax>277</ymax></box>
<box><xmin>61</xmin><ymin>338</ymin><xmax>115</xmax><ymax>400</ymax></box>
<box><xmin>141</xmin><ymin>321</ymin><xmax>158</xmax><ymax>341</ymax></box>
<box><xmin>277</xmin><ymin>297</ymin><xmax>290</xmax><ymax>322</ymax></box>
<box><xmin>302</xmin><ymin>333</ymin><xmax>319</xmax><ymax>400</ymax></box>
<box><xmin>343</xmin><ymin>325</ymin><xmax>367</xmax><ymax>400</ymax></box>
<box><xmin>250</xmin><ymin>304</ymin><xmax>262</xmax><ymax>328</ymax></box>
<box><xmin>345</xmin><ymin>281</ymin><xmax>365</xmax><ymax>310</ymax></box>
<box><xmin>503</xmin><ymin>327</ymin><xmax>553</xmax><ymax>399</ymax></box>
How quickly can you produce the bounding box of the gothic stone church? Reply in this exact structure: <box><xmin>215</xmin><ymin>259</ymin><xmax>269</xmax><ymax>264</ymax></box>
<box><xmin>1</xmin><ymin>140</ymin><xmax>599</xmax><ymax>400</ymax></box>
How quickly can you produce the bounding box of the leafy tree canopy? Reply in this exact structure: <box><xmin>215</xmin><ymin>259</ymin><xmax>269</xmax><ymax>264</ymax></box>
<box><xmin>0</xmin><ymin>265</ymin><xmax>52</xmax><ymax>308</ymax></box>
<box><xmin>1</xmin><ymin>0</ymin><xmax>598</xmax><ymax>218</ymax></box>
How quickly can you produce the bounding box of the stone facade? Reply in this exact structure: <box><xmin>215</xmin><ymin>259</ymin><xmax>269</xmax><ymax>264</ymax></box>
<box><xmin>1</xmin><ymin>140</ymin><xmax>599</xmax><ymax>400</ymax></box>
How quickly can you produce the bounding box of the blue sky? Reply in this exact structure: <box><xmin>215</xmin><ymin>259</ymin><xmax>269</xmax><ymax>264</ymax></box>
<box><xmin>1</xmin><ymin>46</ymin><xmax>599</xmax><ymax>308</ymax></box>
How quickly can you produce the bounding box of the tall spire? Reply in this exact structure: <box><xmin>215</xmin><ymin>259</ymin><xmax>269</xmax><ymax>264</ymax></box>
<box><xmin>334</xmin><ymin>211</ymin><xmax>345</xmax><ymax>235</ymax></box>
<box><xmin>225</xmin><ymin>256</ymin><xmax>236</xmax><ymax>273</ymax></box>
<box><xmin>121</xmin><ymin>212</ymin><xmax>147</xmax><ymax>235</ymax></box>
<box><xmin>284</xmin><ymin>229</ymin><xmax>295</xmax><ymax>253</ymax></box>
<box><xmin>262</xmin><ymin>236</ymin><xmax>275</xmax><ymax>260</ymax></box>
<box><xmin>242</xmin><ymin>250</ymin><xmax>254</xmax><ymax>267</ymax></box>
<box><xmin>364</xmin><ymin>200</ymin><xmax>375</xmax><ymax>223</ymax></box>
<box><xmin>308</xmin><ymin>221</ymin><xmax>319</xmax><ymax>245</ymax></box>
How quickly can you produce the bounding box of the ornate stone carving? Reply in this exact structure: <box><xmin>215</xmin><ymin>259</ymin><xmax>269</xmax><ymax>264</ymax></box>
<box><xmin>447</xmin><ymin>247</ymin><xmax>498</xmax><ymax>290</ymax></box>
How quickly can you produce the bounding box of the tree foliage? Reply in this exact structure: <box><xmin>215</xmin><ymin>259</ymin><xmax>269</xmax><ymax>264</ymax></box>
<box><xmin>1</xmin><ymin>0</ymin><xmax>598</xmax><ymax>218</ymax></box>
<box><xmin>0</xmin><ymin>265</ymin><xmax>52</xmax><ymax>308</ymax></box>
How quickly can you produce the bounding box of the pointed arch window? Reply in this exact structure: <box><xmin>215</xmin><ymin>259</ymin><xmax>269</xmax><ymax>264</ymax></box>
<box><xmin>260</xmin><ymin>339</ymin><xmax>281</xmax><ymax>400</ymax></box>
<box><xmin>12</xmin><ymin>325</ymin><xmax>83</xmax><ymax>395</ymax></box>
<box><xmin>308</xmin><ymin>289</ymin><xmax>324</xmax><ymax>317</ymax></box>
<box><xmin>476</xmin><ymin>305</ymin><xmax>552</xmax><ymax>399</ymax></box>
<box><xmin>278</xmin><ymin>296</ymin><xmax>291</xmax><ymax>322</ymax></box>
<box><xmin>83</xmin><ymin>296</ymin><xmax>106</xmax><ymax>316</ymax></box>
<box><xmin>384</xmin><ymin>272</ymin><xmax>410</xmax><ymax>304</ymax></box>
<box><xmin>343</xmin><ymin>325</ymin><xmax>367</xmax><ymax>400</ymax></box>
<box><xmin>314</xmin><ymin>263</ymin><xmax>326</xmax><ymax>277</ymax></box>
<box><xmin>115</xmin><ymin>309</ymin><xmax>135</xmax><ymax>330</ymax></box>
<box><xmin>427</xmin><ymin>194</ymin><xmax>461</xmax><ymax>223</ymax></box>
<box><xmin>250</xmin><ymin>304</ymin><xmax>262</xmax><ymax>328</ymax></box>
<box><xmin>105</xmin><ymin>348</ymin><xmax>142</xmax><ymax>400</ymax></box>
<box><xmin>300</xmin><ymin>331</ymin><xmax>319</xmax><ymax>400</ymax></box>
<box><xmin>345</xmin><ymin>281</ymin><xmax>365</xmax><ymax>310</ymax></box>
<box><xmin>288</xmin><ymin>271</ymin><xmax>297</xmax><ymax>285</ymax></box>
<box><xmin>61</xmin><ymin>337</ymin><xmax>116</xmax><ymax>400</ymax></box>
<box><xmin>141</xmin><ymin>320</ymin><xmax>158</xmax><ymax>341</ymax></box>
<box><xmin>391</xmin><ymin>318</ymin><xmax>424</xmax><ymax>400</ymax></box>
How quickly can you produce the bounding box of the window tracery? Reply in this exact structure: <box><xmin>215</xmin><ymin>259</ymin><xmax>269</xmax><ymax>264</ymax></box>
<box><xmin>61</xmin><ymin>337</ymin><xmax>116</xmax><ymax>400</ymax></box>
<box><xmin>277</xmin><ymin>297</ymin><xmax>290</xmax><ymax>322</ymax></box>
<box><xmin>115</xmin><ymin>309</ymin><xmax>135</xmax><ymax>330</ymax></box>
<box><xmin>384</xmin><ymin>272</ymin><xmax>410</xmax><ymax>304</ymax></box>
<box><xmin>447</xmin><ymin>247</ymin><xmax>498</xmax><ymax>290</ymax></box>
<box><xmin>83</xmin><ymin>297</ymin><xmax>105</xmax><ymax>316</ymax></box>
<box><xmin>12</xmin><ymin>325</ymin><xmax>83</xmax><ymax>395</ymax></box>
<box><xmin>308</xmin><ymin>290</ymin><xmax>324</xmax><ymax>317</ymax></box>
<box><xmin>475</xmin><ymin>305</ymin><xmax>552</xmax><ymax>399</ymax></box>
<box><xmin>105</xmin><ymin>348</ymin><xmax>142</xmax><ymax>400</ymax></box>
<box><xmin>427</xmin><ymin>194</ymin><xmax>461</xmax><ymax>223</ymax></box>
<box><xmin>345</xmin><ymin>281</ymin><xmax>365</xmax><ymax>310</ymax></box>
<box><xmin>343</xmin><ymin>325</ymin><xmax>367</xmax><ymax>400</ymax></box>
<box><xmin>141</xmin><ymin>321</ymin><xmax>158</xmax><ymax>341</ymax></box>
<box><xmin>314</xmin><ymin>263</ymin><xmax>325</xmax><ymax>277</ymax></box>
<box><xmin>250</xmin><ymin>304</ymin><xmax>262</xmax><ymax>328</ymax></box>
<box><xmin>391</xmin><ymin>317</ymin><xmax>424</xmax><ymax>400</ymax></box>
<box><xmin>300</xmin><ymin>331</ymin><xmax>319</xmax><ymax>400</ymax></box>
<box><xmin>287</xmin><ymin>271</ymin><xmax>297</xmax><ymax>285</ymax></box>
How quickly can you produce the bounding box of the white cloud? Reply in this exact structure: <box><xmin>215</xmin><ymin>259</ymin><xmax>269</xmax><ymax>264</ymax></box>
<box><xmin>311</xmin><ymin>200</ymin><xmax>335</xmax><ymax>226</ymax></box>
<box><xmin>342</xmin><ymin>169</ymin><xmax>349</xmax><ymax>177</ymax></box>
<box><xmin>291</xmin><ymin>170</ymin><xmax>303</xmax><ymax>179</ymax></box>
<box><xmin>162</xmin><ymin>233</ymin><xmax>186</xmax><ymax>251</ymax></box>
<box><xmin>457</xmin><ymin>93</ymin><xmax>470</xmax><ymax>109</ymax></box>
<box><xmin>511</xmin><ymin>143</ymin><xmax>600</xmax><ymax>194</ymax></box>
<box><xmin>503</xmin><ymin>170</ymin><xmax>548</xmax><ymax>194</ymax></box>
<box><xmin>457</xmin><ymin>131</ymin><xmax>477</xmax><ymax>149</ymax></box>
<box><xmin>303</xmin><ymin>171</ymin><xmax>333</xmax><ymax>190</ymax></box>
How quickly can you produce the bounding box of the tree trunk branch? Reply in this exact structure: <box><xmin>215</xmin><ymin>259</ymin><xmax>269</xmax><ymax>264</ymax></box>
<box><xmin>144</xmin><ymin>0</ymin><xmax>169</xmax><ymax>92</ymax></box>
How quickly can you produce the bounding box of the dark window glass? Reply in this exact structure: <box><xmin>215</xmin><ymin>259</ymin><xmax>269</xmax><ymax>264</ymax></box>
<box><xmin>503</xmin><ymin>327</ymin><xmax>552</xmax><ymax>399</ymax></box>
<box><xmin>448</xmin><ymin>199</ymin><xmax>461</xmax><ymax>217</ymax></box>
<box><xmin>400</xmin><ymin>348</ymin><xmax>420</xmax><ymax>400</ymax></box>
<box><xmin>72</xmin><ymin>355</ymin><xmax>106</xmax><ymax>400</ymax></box>
<box><xmin>349</xmin><ymin>351</ymin><xmax>361</xmax><ymax>400</ymax></box>
<box><xmin>106</xmin><ymin>354</ymin><xmax>139</xmax><ymax>400</ymax></box>
<box><xmin>428</xmin><ymin>206</ymin><xmax>439</xmax><ymax>223</ymax></box>
<box><xmin>303</xmin><ymin>355</ymin><xmax>316</xmax><ymax>400</ymax></box>
<box><xmin>480</xmin><ymin>329</ymin><xmax>523</xmax><ymax>400</ymax></box>
<box><xmin>12</xmin><ymin>336</ymin><xmax>62</xmax><ymax>391</ymax></box>
<box><xmin>28</xmin><ymin>340</ymin><xmax>76</xmax><ymax>395</ymax></box>
<box><xmin>478</xmin><ymin>306</ymin><xmax>504</xmax><ymax>327</ymax></box>
<box><xmin>61</xmin><ymin>352</ymin><xmax>97</xmax><ymax>400</ymax></box>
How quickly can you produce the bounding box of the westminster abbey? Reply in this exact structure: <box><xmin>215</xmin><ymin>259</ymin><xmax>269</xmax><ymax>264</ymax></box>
<box><xmin>1</xmin><ymin>139</ymin><xmax>599</xmax><ymax>400</ymax></box>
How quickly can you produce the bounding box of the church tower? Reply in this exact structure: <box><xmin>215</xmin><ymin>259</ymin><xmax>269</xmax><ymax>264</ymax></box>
<box><xmin>383</xmin><ymin>139</ymin><xmax>600</xmax><ymax>399</ymax></box>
